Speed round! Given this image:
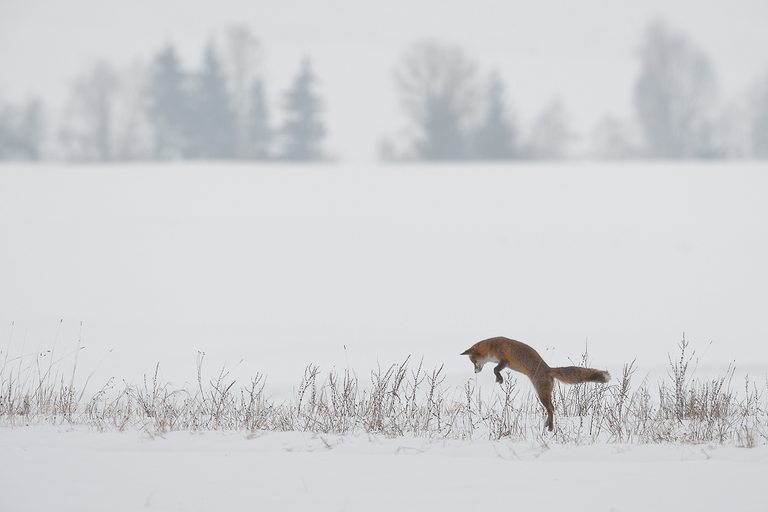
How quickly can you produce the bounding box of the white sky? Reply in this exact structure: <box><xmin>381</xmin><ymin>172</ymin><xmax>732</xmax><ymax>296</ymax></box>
<box><xmin>1</xmin><ymin>0</ymin><xmax>767</xmax><ymax>160</ymax></box>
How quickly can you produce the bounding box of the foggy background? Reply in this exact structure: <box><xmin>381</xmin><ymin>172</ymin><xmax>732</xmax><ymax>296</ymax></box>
<box><xmin>1</xmin><ymin>0</ymin><xmax>767</xmax><ymax>162</ymax></box>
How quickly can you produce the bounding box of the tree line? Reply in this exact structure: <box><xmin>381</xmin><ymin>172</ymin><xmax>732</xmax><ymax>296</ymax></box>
<box><xmin>0</xmin><ymin>27</ymin><xmax>326</xmax><ymax>162</ymax></box>
<box><xmin>389</xmin><ymin>20</ymin><xmax>768</xmax><ymax>161</ymax></box>
<box><xmin>1</xmin><ymin>21</ymin><xmax>767</xmax><ymax>162</ymax></box>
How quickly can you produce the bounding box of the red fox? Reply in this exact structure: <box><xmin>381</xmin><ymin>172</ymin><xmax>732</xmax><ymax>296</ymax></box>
<box><xmin>461</xmin><ymin>336</ymin><xmax>610</xmax><ymax>431</ymax></box>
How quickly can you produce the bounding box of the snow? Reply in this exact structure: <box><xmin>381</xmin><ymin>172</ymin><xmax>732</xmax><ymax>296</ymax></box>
<box><xmin>1</xmin><ymin>425</ymin><xmax>766</xmax><ymax>512</ymax></box>
<box><xmin>1</xmin><ymin>162</ymin><xmax>767</xmax><ymax>393</ymax></box>
<box><xmin>1</xmin><ymin>161</ymin><xmax>767</xmax><ymax>510</ymax></box>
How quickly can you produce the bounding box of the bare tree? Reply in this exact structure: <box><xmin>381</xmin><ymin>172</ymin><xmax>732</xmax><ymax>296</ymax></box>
<box><xmin>394</xmin><ymin>41</ymin><xmax>478</xmax><ymax>160</ymax></box>
<box><xmin>222</xmin><ymin>26</ymin><xmax>263</xmax><ymax>158</ymax></box>
<box><xmin>59</xmin><ymin>61</ymin><xmax>119</xmax><ymax>161</ymax></box>
<box><xmin>634</xmin><ymin>20</ymin><xmax>720</xmax><ymax>158</ymax></box>
<box><xmin>247</xmin><ymin>78</ymin><xmax>272</xmax><ymax>159</ymax></box>
<box><xmin>591</xmin><ymin>115</ymin><xmax>638</xmax><ymax>159</ymax></box>
<box><xmin>525</xmin><ymin>100</ymin><xmax>571</xmax><ymax>159</ymax></box>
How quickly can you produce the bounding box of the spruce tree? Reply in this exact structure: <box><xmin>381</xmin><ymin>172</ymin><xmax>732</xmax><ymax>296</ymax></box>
<box><xmin>187</xmin><ymin>43</ymin><xmax>236</xmax><ymax>159</ymax></box>
<box><xmin>279</xmin><ymin>59</ymin><xmax>325</xmax><ymax>161</ymax></box>
<box><xmin>147</xmin><ymin>44</ymin><xmax>188</xmax><ymax>158</ymax></box>
<box><xmin>474</xmin><ymin>72</ymin><xmax>518</xmax><ymax>159</ymax></box>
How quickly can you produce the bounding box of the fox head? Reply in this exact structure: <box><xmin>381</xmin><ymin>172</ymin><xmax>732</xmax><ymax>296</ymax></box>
<box><xmin>461</xmin><ymin>346</ymin><xmax>490</xmax><ymax>373</ymax></box>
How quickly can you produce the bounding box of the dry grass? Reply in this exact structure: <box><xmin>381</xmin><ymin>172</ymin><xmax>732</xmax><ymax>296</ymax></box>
<box><xmin>1</xmin><ymin>335</ymin><xmax>766</xmax><ymax>446</ymax></box>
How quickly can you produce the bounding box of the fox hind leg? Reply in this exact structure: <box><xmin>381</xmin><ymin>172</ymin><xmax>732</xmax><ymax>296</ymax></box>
<box><xmin>533</xmin><ymin>377</ymin><xmax>555</xmax><ymax>432</ymax></box>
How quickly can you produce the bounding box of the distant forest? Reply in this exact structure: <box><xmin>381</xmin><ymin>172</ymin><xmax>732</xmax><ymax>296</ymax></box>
<box><xmin>1</xmin><ymin>20</ymin><xmax>767</xmax><ymax>162</ymax></box>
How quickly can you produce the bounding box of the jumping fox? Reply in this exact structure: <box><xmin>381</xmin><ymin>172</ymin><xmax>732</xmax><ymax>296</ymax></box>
<box><xmin>461</xmin><ymin>336</ymin><xmax>610</xmax><ymax>431</ymax></box>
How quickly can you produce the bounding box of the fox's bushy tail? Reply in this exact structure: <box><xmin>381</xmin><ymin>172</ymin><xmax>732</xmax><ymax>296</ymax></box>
<box><xmin>549</xmin><ymin>366</ymin><xmax>610</xmax><ymax>384</ymax></box>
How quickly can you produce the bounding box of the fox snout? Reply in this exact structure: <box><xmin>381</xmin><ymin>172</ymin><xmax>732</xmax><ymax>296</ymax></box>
<box><xmin>461</xmin><ymin>348</ymin><xmax>485</xmax><ymax>373</ymax></box>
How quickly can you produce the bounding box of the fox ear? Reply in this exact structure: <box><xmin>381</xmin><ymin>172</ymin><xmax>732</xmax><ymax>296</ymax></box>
<box><xmin>460</xmin><ymin>348</ymin><xmax>471</xmax><ymax>355</ymax></box>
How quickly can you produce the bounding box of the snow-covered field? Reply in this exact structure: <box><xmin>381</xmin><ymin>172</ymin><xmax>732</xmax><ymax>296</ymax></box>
<box><xmin>1</xmin><ymin>426</ymin><xmax>766</xmax><ymax>512</ymax></box>
<box><xmin>1</xmin><ymin>162</ymin><xmax>767</xmax><ymax>511</ymax></box>
<box><xmin>2</xmin><ymin>162</ymin><xmax>767</xmax><ymax>386</ymax></box>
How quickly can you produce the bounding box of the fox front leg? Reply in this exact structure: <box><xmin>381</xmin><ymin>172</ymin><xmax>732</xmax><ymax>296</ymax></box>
<box><xmin>493</xmin><ymin>363</ymin><xmax>506</xmax><ymax>384</ymax></box>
